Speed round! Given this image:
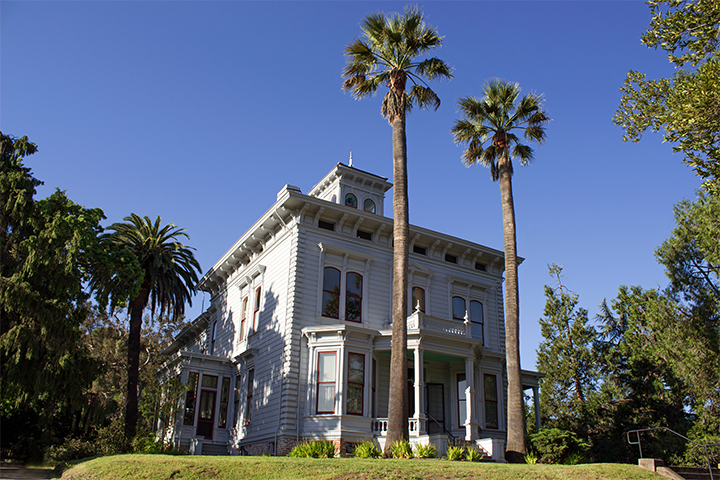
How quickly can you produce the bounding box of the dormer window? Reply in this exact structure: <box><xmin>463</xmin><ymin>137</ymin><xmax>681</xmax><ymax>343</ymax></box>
<box><xmin>363</xmin><ymin>199</ymin><xmax>376</xmax><ymax>213</ymax></box>
<box><xmin>345</xmin><ymin>193</ymin><xmax>357</xmax><ymax>208</ymax></box>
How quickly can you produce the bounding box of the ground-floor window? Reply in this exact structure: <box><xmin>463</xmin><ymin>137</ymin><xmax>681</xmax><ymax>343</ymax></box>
<box><xmin>317</xmin><ymin>352</ymin><xmax>336</xmax><ymax>414</ymax></box>
<box><xmin>218</xmin><ymin>377</ymin><xmax>231</xmax><ymax>428</ymax></box>
<box><xmin>457</xmin><ymin>373</ymin><xmax>467</xmax><ymax>428</ymax></box>
<box><xmin>484</xmin><ymin>374</ymin><xmax>498</xmax><ymax>429</ymax></box>
<box><xmin>246</xmin><ymin>369</ymin><xmax>255</xmax><ymax>424</ymax></box>
<box><xmin>346</xmin><ymin>353</ymin><xmax>364</xmax><ymax>415</ymax></box>
<box><xmin>183</xmin><ymin>372</ymin><xmax>199</xmax><ymax>425</ymax></box>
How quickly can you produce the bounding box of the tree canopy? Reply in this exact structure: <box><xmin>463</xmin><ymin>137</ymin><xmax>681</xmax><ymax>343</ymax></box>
<box><xmin>613</xmin><ymin>0</ymin><xmax>720</xmax><ymax>193</ymax></box>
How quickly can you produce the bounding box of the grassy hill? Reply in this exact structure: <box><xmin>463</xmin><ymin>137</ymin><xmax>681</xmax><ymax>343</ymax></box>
<box><xmin>60</xmin><ymin>454</ymin><xmax>661</xmax><ymax>480</ymax></box>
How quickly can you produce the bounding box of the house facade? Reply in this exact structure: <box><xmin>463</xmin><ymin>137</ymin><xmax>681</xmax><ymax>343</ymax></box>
<box><xmin>158</xmin><ymin>163</ymin><xmax>541</xmax><ymax>459</ymax></box>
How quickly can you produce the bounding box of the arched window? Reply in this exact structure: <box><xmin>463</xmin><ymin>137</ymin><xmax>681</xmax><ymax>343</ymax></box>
<box><xmin>240</xmin><ymin>296</ymin><xmax>249</xmax><ymax>341</ymax></box>
<box><xmin>345</xmin><ymin>272</ymin><xmax>363</xmax><ymax>322</ymax></box>
<box><xmin>470</xmin><ymin>300</ymin><xmax>484</xmax><ymax>344</ymax></box>
<box><xmin>345</xmin><ymin>193</ymin><xmax>357</xmax><ymax>208</ymax></box>
<box><xmin>452</xmin><ymin>296</ymin><xmax>466</xmax><ymax>321</ymax></box>
<box><xmin>322</xmin><ymin>267</ymin><xmax>341</xmax><ymax>318</ymax></box>
<box><xmin>412</xmin><ymin>287</ymin><xmax>425</xmax><ymax>313</ymax></box>
<box><xmin>253</xmin><ymin>287</ymin><xmax>262</xmax><ymax>329</ymax></box>
<box><xmin>363</xmin><ymin>199</ymin><xmax>376</xmax><ymax>213</ymax></box>
<box><xmin>331</xmin><ymin>194</ymin><xmax>337</xmax><ymax>203</ymax></box>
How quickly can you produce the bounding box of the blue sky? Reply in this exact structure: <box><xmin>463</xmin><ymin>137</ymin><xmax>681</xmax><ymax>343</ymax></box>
<box><xmin>1</xmin><ymin>1</ymin><xmax>700</xmax><ymax>370</ymax></box>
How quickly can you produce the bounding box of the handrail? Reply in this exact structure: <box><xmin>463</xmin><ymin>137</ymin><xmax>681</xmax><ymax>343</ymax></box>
<box><xmin>627</xmin><ymin>427</ymin><xmax>720</xmax><ymax>480</ymax></box>
<box><xmin>426</xmin><ymin>412</ymin><xmax>457</xmax><ymax>441</ymax></box>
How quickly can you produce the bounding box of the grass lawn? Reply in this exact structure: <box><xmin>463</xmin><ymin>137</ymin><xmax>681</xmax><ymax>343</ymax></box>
<box><xmin>60</xmin><ymin>454</ymin><xmax>661</xmax><ymax>480</ymax></box>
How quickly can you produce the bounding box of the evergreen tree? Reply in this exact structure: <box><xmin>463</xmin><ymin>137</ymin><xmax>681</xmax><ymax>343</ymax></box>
<box><xmin>536</xmin><ymin>265</ymin><xmax>598</xmax><ymax>439</ymax></box>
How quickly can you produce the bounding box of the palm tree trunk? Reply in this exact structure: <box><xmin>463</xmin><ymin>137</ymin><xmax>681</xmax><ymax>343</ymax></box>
<box><xmin>498</xmin><ymin>158</ymin><xmax>526</xmax><ymax>462</ymax></box>
<box><xmin>385</xmin><ymin>111</ymin><xmax>410</xmax><ymax>456</ymax></box>
<box><xmin>125</xmin><ymin>278</ymin><xmax>150</xmax><ymax>441</ymax></box>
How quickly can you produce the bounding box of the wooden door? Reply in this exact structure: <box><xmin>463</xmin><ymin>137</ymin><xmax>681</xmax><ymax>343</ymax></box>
<box><xmin>196</xmin><ymin>390</ymin><xmax>216</xmax><ymax>439</ymax></box>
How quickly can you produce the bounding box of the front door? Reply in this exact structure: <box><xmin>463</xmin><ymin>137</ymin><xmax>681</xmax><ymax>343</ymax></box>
<box><xmin>426</xmin><ymin>383</ymin><xmax>445</xmax><ymax>434</ymax></box>
<box><xmin>197</xmin><ymin>390</ymin><xmax>216</xmax><ymax>439</ymax></box>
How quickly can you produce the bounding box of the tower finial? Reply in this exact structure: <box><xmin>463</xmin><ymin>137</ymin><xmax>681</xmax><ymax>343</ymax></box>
<box><xmin>348</xmin><ymin>152</ymin><xmax>353</xmax><ymax>167</ymax></box>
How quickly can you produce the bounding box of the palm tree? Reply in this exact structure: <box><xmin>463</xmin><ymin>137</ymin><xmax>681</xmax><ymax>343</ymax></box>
<box><xmin>103</xmin><ymin>214</ymin><xmax>201</xmax><ymax>440</ymax></box>
<box><xmin>342</xmin><ymin>7</ymin><xmax>451</xmax><ymax>454</ymax></box>
<box><xmin>451</xmin><ymin>80</ymin><xmax>549</xmax><ymax>462</ymax></box>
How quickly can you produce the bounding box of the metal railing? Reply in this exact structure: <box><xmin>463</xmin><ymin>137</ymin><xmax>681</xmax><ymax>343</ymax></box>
<box><xmin>426</xmin><ymin>412</ymin><xmax>457</xmax><ymax>441</ymax></box>
<box><xmin>627</xmin><ymin>427</ymin><xmax>719</xmax><ymax>480</ymax></box>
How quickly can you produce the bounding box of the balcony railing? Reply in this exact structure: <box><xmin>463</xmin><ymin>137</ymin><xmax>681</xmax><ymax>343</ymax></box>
<box><xmin>407</xmin><ymin>311</ymin><xmax>470</xmax><ymax>337</ymax></box>
<box><xmin>372</xmin><ymin>417</ymin><xmax>427</xmax><ymax>437</ymax></box>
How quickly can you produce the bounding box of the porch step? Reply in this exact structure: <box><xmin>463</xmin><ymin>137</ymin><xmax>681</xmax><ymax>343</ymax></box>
<box><xmin>201</xmin><ymin>443</ymin><xmax>230</xmax><ymax>456</ymax></box>
<box><xmin>447</xmin><ymin>439</ymin><xmax>493</xmax><ymax>461</ymax></box>
<box><xmin>667</xmin><ymin>466</ymin><xmax>720</xmax><ymax>480</ymax></box>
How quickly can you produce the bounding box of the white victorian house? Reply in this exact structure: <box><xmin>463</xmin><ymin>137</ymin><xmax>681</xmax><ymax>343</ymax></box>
<box><xmin>158</xmin><ymin>163</ymin><xmax>541</xmax><ymax>459</ymax></box>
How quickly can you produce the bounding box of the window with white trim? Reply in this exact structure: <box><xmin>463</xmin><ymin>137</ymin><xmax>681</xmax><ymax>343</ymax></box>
<box><xmin>484</xmin><ymin>374</ymin><xmax>498</xmax><ymax>429</ymax></box>
<box><xmin>253</xmin><ymin>286</ymin><xmax>262</xmax><ymax>329</ymax></box>
<box><xmin>346</xmin><ymin>353</ymin><xmax>364</xmax><ymax>415</ymax></box>
<box><xmin>240</xmin><ymin>296</ymin><xmax>249</xmax><ymax>341</ymax></box>
<box><xmin>452</xmin><ymin>296</ymin><xmax>466</xmax><ymax>321</ymax></box>
<box><xmin>412</xmin><ymin>287</ymin><xmax>425</xmax><ymax>313</ymax></box>
<box><xmin>321</xmin><ymin>267</ymin><xmax>363</xmax><ymax>323</ymax></box>
<box><xmin>316</xmin><ymin>352</ymin><xmax>336</xmax><ymax>414</ymax></box>
<box><xmin>470</xmin><ymin>300</ymin><xmax>484</xmax><ymax>344</ymax></box>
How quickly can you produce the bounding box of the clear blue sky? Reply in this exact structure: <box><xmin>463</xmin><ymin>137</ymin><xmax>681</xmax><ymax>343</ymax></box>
<box><xmin>1</xmin><ymin>1</ymin><xmax>700</xmax><ymax>371</ymax></box>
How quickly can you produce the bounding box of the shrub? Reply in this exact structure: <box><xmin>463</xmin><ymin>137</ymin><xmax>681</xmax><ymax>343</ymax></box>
<box><xmin>390</xmin><ymin>440</ymin><xmax>413</xmax><ymax>459</ymax></box>
<box><xmin>287</xmin><ymin>440</ymin><xmax>335</xmax><ymax>458</ymax></box>
<box><xmin>563</xmin><ymin>452</ymin><xmax>588</xmax><ymax>465</ymax></box>
<box><xmin>528</xmin><ymin>428</ymin><xmax>590</xmax><ymax>464</ymax></box>
<box><xmin>446</xmin><ymin>446</ymin><xmax>465</xmax><ymax>461</ymax></box>
<box><xmin>466</xmin><ymin>447</ymin><xmax>485</xmax><ymax>462</ymax></box>
<box><xmin>413</xmin><ymin>443</ymin><xmax>437</xmax><ymax>459</ymax></box>
<box><xmin>353</xmin><ymin>441</ymin><xmax>381</xmax><ymax>459</ymax></box>
<box><xmin>45</xmin><ymin>438</ymin><xmax>98</xmax><ymax>464</ymax></box>
<box><xmin>524</xmin><ymin>452</ymin><xmax>538</xmax><ymax>464</ymax></box>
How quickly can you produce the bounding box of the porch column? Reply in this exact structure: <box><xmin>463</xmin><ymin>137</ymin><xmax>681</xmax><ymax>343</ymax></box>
<box><xmin>533</xmin><ymin>386</ymin><xmax>541</xmax><ymax>430</ymax></box>
<box><xmin>464</xmin><ymin>357</ymin><xmax>479</xmax><ymax>441</ymax></box>
<box><xmin>414</xmin><ymin>347</ymin><xmax>426</xmax><ymax>435</ymax></box>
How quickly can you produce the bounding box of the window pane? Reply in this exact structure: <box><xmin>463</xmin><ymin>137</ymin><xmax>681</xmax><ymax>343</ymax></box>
<box><xmin>199</xmin><ymin>390</ymin><xmax>216</xmax><ymax>420</ymax></box>
<box><xmin>346</xmin><ymin>273</ymin><xmax>362</xmax><ymax>322</ymax></box>
<box><xmin>322</xmin><ymin>291</ymin><xmax>339</xmax><ymax>318</ymax></box>
<box><xmin>184</xmin><ymin>372</ymin><xmax>198</xmax><ymax>425</ymax></box>
<box><xmin>452</xmin><ymin>297</ymin><xmax>466</xmax><ymax>321</ymax></box>
<box><xmin>458</xmin><ymin>374</ymin><xmax>467</xmax><ymax>427</ymax></box>
<box><xmin>348</xmin><ymin>354</ymin><xmax>364</xmax><ymax>384</ymax></box>
<box><xmin>484</xmin><ymin>375</ymin><xmax>497</xmax><ymax>402</ymax></box>
<box><xmin>470</xmin><ymin>301</ymin><xmax>483</xmax><ymax>343</ymax></box>
<box><xmin>347</xmin><ymin>385</ymin><xmax>363</xmax><ymax>414</ymax></box>
<box><xmin>345</xmin><ymin>194</ymin><xmax>357</xmax><ymax>208</ymax></box>
<box><xmin>323</xmin><ymin>267</ymin><xmax>340</xmax><ymax>291</ymax></box>
<box><xmin>363</xmin><ymin>199</ymin><xmax>375</xmax><ymax>213</ymax></box>
<box><xmin>202</xmin><ymin>375</ymin><xmax>218</xmax><ymax>388</ymax></box>
<box><xmin>318</xmin><ymin>353</ymin><xmax>335</xmax><ymax>382</ymax></box>
<box><xmin>346</xmin><ymin>273</ymin><xmax>362</xmax><ymax>297</ymax></box>
<box><xmin>318</xmin><ymin>384</ymin><xmax>335</xmax><ymax>412</ymax></box>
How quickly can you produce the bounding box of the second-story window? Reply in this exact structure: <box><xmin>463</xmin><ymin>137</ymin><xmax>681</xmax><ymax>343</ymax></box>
<box><xmin>412</xmin><ymin>287</ymin><xmax>425</xmax><ymax>313</ymax></box>
<box><xmin>345</xmin><ymin>272</ymin><xmax>362</xmax><ymax>322</ymax></box>
<box><xmin>470</xmin><ymin>300</ymin><xmax>484</xmax><ymax>344</ymax></box>
<box><xmin>322</xmin><ymin>267</ymin><xmax>341</xmax><ymax>318</ymax></box>
<box><xmin>240</xmin><ymin>297</ymin><xmax>249</xmax><ymax>341</ymax></box>
<box><xmin>452</xmin><ymin>296</ymin><xmax>466</xmax><ymax>321</ymax></box>
<box><xmin>322</xmin><ymin>266</ymin><xmax>363</xmax><ymax>322</ymax></box>
<box><xmin>253</xmin><ymin>287</ymin><xmax>262</xmax><ymax>329</ymax></box>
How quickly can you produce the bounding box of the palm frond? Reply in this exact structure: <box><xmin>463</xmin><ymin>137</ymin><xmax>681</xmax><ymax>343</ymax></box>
<box><xmin>453</xmin><ymin>79</ymin><xmax>549</xmax><ymax>179</ymax></box>
<box><xmin>415</xmin><ymin>57</ymin><xmax>453</xmax><ymax>80</ymax></box>
<box><xmin>409</xmin><ymin>85</ymin><xmax>440</xmax><ymax>111</ymax></box>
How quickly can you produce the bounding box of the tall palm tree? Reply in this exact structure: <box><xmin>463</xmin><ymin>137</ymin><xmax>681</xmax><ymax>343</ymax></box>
<box><xmin>342</xmin><ymin>7</ymin><xmax>451</xmax><ymax>454</ymax></box>
<box><xmin>103</xmin><ymin>214</ymin><xmax>201</xmax><ymax>440</ymax></box>
<box><xmin>451</xmin><ymin>80</ymin><xmax>549</xmax><ymax>462</ymax></box>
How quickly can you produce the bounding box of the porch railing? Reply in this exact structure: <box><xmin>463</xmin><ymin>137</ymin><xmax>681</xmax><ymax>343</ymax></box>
<box><xmin>407</xmin><ymin>311</ymin><xmax>470</xmax><ymax>337</ymax></box>
<box><xmin>372</xmin><ymin>418</ymin><xmax>427</xmax><ymax>436</ymax></box>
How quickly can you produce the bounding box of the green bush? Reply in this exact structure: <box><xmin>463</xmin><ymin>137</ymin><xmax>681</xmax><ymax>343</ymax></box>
<box><xmin>446</xmin><ymin>446</ymin><xmax>465</xmax><ymax>461</ymax></box>
<box><xmin>287</xmin><ymin>440</ymin><xmax>335</xmax><ymax>458</ymax></box>
<box><xmin>524</xmin><ymin>452</ymin><xmax>538</xmax><ymax>464</ymax></box>
<box><xmin>353</xmin><ymin>441</ymin><xmax>381</xmax><ymax>459</ymax></box>
<box><xmin>528</xmin><ymin>428</ymin><xmax>590</xmax><ymax>464</ymax></box>
<box><xmin>465</xmin><ymin>447</ymin><xmax>485</xmax><ymax>462</ymax></box>
<box><xmin>390</xmin><ymin>440</ymin><xmax>413</xmax><ymax>459</ymax></box>
<box><xmin>413</xmin><ymin>443</ymin><xmax>437</xmax><ymax>459</ymax></box>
